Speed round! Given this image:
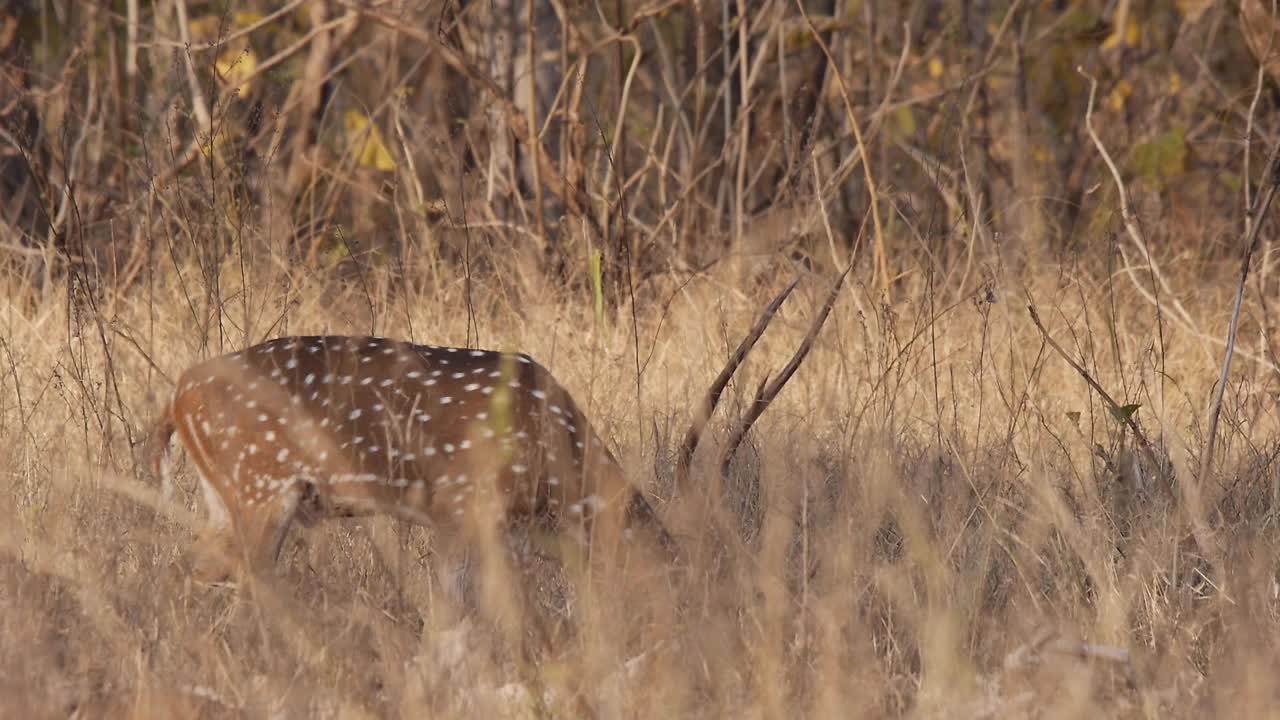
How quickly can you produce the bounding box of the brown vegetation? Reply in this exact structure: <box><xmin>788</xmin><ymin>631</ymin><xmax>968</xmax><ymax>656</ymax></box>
<box><xmin>2</xmin><ymin>0</ymin><xmax>1280</xmax><ymax>717</ymax></box>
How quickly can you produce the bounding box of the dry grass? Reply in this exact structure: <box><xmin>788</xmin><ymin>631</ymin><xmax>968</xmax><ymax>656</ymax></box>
<box><xmin>2</xmin><ymin>250</ymin><xmax>1279</xmax><ymax>719</ymax></box>
<box><xmin>4</xmin><ymin>1</ymin><xmax>1280</xmax><ymax>717</ymax></box>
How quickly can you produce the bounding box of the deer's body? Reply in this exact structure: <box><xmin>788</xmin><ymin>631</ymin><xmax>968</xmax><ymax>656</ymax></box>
<box><xmin>152</xmin><ymin>335</ymin><xmax>672</xmax><ymax>583</ymax></box>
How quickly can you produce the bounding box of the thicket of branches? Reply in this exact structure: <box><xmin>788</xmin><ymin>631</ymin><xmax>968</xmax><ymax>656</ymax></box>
<box><xmin>1</xmin><ymin>0</ymin><xmax>1275</xmax><ymax>307</ymax></box>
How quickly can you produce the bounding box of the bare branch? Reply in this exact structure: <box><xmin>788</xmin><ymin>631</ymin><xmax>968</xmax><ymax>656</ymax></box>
<box><xmin>675</xmin><ymin>278</ymin><xmax>799</xmax><ymax>491</ymax></box>
<box><xmin>1026</xmin><ymin>304</ymin><xmax>1164</xmax><ymax>486</ymax></box>
<box><xmin>720</xmin><ymin>264</ymin><xmax>851</xmax><ymax>475</ymax></box>
<box><xmin>1201</xmin><ymin>137</ymin><xmax>1280</xmax><ymax>481</ymax></box>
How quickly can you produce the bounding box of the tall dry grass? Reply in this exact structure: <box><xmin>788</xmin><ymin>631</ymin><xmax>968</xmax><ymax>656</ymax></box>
<box><xmin>2</xmin><ymin>246</ymin><xmax>1280</xmax><ymax>718</ymax></box>
<box><xmin>3</xmin><ymin>0</ymin><xmax>1280</xmax><ymax>717</ymax></box>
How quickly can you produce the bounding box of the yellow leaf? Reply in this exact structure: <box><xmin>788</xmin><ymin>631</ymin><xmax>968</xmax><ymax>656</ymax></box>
<box><xmin>232</xmin><ymin>11</ymin><xmax>264</xmax><ymax>28</ymax></box>
<box><xmin>927</xmin><ymin>57</ymin><xmax>944</xmax><ymax>79</ymax></box>
<box><xmin>215</xmin><ymin>47</ymin><xmax>257</xmax><ymax>96</ymax></box>
<box><xmin>1175</xmin><ymin>0</ymin><xmax>1213</xmax><ymax>24</ymax></box>
<box><xmin>1108</xmin><ymin>78</ymin><xmax>1132</xmax><ymax>112</ymax></box>
<box><xmin>1102</xmin><ymin>14</ymin><xmax>1142</xmax><ymax>49</ymax></box>
<box><xmin>343</xmin><ymin>110</ymin><xmax>397</xmax><ymax>171</ymax></box>
<box><xmin>1168</xmin><ymin>71</ymin><xmax>1183</xmax><ymax>94</ymax></box>
<box><xmin>892</xmin><ymin>105</ymin><xmax>916</xmax><ymax>137</ymax></box>
<box><xmin>198</xmin><ymin>128</ymin><xmax>233</xmax><ymax>160</ymax></box>
<box><xmin>188</xmin><ymin>14</ymin><xmax>222</xmax><ymax>43</ymax></box>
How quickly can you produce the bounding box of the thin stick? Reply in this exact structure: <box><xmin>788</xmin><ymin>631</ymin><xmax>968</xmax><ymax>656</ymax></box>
<box><xmin>1026</xmin><ymin>304</ymin><xmax>1164</xmax><ymax>487</ymax></box>
<box><xmin>795</xmin><ymin>0</ymin><xmax>888</xmax><ymax>302</ymax></box>
<box><xmin>1201</xmin><ymin>138</ymin><xmax>1280</xmax><ymax>481</ymax></box>
<box><xmin>1077</xmin><ymin>66</ymin><xmax>1195</xmax><ymax>331</ymax></box>
<box><xmin>526</xmin><ymin>0</ymin><xmax>547</xmax><ymax>251</ymax></box>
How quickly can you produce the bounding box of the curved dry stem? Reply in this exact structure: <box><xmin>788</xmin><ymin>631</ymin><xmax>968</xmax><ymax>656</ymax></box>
<box><xmin>720</xmin><ymin>264</ymin><xmax>851</xmax><ymax>476</ymax></box>
<box><xmin>674</xmin><ymin>278</ymin><xmax>799</xmax><ymax>492</ymax></box>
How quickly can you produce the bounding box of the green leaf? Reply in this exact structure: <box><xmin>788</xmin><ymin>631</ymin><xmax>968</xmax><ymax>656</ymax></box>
<box><xmin>892</xmin><ymin>105</ymin><xmax>917</xmax><ymax>138</ymax></box>
<box><xmin>1109</xmin><ymin>403</ymin><xmax>1141</xmax><ymax>424</ymax></box>
<box><xmin>1132</xmin><ymin>129</ymin><xmax>1187</xmax><ymax>186</ymax></box>
<box><xmin>588</xmin><ymin>247</ymin><xmax>605</xmax><ymax>331</ymax></box>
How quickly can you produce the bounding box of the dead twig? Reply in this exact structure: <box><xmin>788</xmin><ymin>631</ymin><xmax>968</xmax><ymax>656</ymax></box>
<box><xmin>1201</xmin><ymin>137</ymin><xmax>1280</xmax><ymax>482</ymax></box>
<box><xmin>720</xmin><ymin>264</ymin><xmax>851</xmax><ymax>475</ymax></box>
<box><xmin>675</xmin><ymin>278</ymin><xmax>799</xmax><ymax>491</ymax></box>
<box><xmin>1026</xmin><ymin>304</ymin><xmax>1165</xmax><ymax>488</ymax></box>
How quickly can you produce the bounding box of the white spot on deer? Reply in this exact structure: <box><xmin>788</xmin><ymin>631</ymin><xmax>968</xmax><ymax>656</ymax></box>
<box><xmin>568</xmin><ymin>495</ymin><xmax>604</xmax><ymax>514</ymax></box>
<box><xmin>286</xmin><ymin>358</ymin><xmax>298</xmax><ymax>369</ymax></box>
<box><xmin>276</xmin><ymin>448</ymin><xmax>289</xmax><ymax>462</ymax></box>
<box><xmin>265</xmin><ymin>430</ymin><xmax>276</xmax><ymax>442</ymax></box>
<box><xmin>440</xmin><ymin>396</ymin><xmax>453</xmax><ymax>405</ymax></box>
<box><xmin>349</xmin><ymin>408</ymin><xmax>362</xmax><ymax>420</ymax></box>
<box><xmin>464</xmin><ymin>383</ymin><xmax>480</xmax><ymax>392</ymax></box>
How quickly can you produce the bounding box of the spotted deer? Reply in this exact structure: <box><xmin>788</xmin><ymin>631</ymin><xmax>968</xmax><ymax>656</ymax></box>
<box><xmin>151</xmin><ymin>335</ymin><xmax>678</xmax><ymax>587</ymax></box>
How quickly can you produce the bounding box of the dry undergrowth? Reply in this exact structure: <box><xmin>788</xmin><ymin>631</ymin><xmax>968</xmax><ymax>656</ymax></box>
<box><xmin>1</xmin><ymin>253</ymin><xmax>1279</xmax><ymax>719</ymax></box>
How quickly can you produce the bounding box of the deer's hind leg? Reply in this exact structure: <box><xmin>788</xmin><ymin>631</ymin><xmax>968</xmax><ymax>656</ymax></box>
<box><xmin>188</xmin><ymin>472</ymin><xmax>309</xmax><ymax>585</ymax></box>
